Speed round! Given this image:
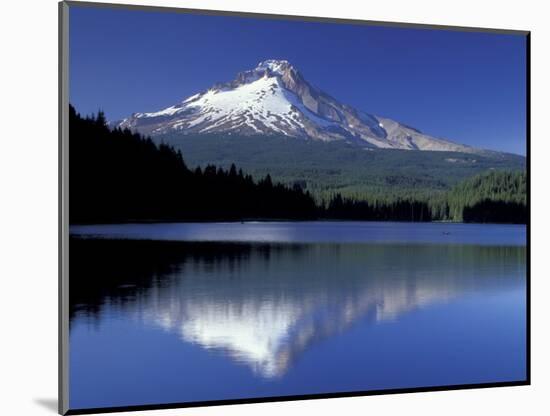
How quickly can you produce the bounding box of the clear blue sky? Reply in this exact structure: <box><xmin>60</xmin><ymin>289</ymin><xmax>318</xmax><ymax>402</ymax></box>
<box><xmin>69</xmin><ymin>5</ymin><xmax>527</xmax><ymax>155</ymax></box>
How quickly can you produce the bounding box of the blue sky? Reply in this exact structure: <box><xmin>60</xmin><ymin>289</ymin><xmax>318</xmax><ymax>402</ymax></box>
<box><xmin>70</xmin><ymin>5</ymin><xmax>527</xmax><ymax>155</ymax></box>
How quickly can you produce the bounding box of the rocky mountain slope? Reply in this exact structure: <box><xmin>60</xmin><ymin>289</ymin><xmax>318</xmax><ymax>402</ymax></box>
<box><xmin>116</xmin><ymin>59</ymin><xmax>479</xmax><ymax>153</ymax></box>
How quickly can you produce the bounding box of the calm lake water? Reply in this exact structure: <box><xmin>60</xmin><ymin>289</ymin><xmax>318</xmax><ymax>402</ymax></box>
<box><xmin>69</xmin><ymin>222</ymin><xmax>527</xmax><ymax>410</ymax></box>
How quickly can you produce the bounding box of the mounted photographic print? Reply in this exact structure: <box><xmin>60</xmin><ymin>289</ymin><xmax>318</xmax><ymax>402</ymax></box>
<box><xmin>59</xmin><ymin>1</ymin><xmax>530</xmax><ymax>414</ymax></box>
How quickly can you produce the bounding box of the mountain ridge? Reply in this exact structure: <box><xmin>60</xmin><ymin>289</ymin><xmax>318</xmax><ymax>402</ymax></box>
<box><xmin>115</xmin><ymin>59</ymin><xmax>486</xmax><ymax>154</ymax></box>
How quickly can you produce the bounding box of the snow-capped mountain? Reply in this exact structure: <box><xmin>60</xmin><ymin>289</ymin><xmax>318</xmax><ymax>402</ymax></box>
<box><xmin>116</xmin><ymin>59</ymin><xmax>477</xmax><ymax>152</ymax></box>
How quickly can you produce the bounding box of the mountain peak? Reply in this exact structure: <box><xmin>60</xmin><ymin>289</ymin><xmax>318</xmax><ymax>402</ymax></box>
<box><xmin>224</xmin><ymin>59</ymin><xmax>298</xmax><ymax>89</ymax></box>
<box><xmin>255</xmin><ymin>59</ymin><xmax>294</xmax><ymax>75</ymax></box>
<box><xmin>116</xmin><ymin>61</ymin><xmax>479</xmax><ymax>154</ymax></box>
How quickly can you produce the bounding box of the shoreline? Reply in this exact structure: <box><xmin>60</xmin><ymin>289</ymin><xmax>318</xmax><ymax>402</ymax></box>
<box><xmin>68</xmin><ymin>218</ymin><xmax>528</xmax><ymax>226</ymax></box>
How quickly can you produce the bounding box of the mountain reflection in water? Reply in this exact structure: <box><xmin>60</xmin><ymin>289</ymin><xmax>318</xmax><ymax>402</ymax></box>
<box><xmin>70</xmin><ymin>238</ymin><xmax>525</xmax><ymax>379</ymax></box>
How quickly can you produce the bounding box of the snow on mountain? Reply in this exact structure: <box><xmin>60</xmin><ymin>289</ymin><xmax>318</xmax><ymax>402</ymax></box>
<box><xmin>116</xmin><ymin>59</ymin><xmax>478</xmax><ymax>153</ymax></box>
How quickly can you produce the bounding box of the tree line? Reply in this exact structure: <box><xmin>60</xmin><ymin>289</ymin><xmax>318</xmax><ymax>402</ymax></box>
<box><xmin>69</xmin><ymin>105</ymin><xmax>316</xmax><ymax>223</ymax></box>
<box><xmin>324</xmin><ymin>170</ymin><xmax>527</xmax><ymax>224</ymax></box>
<box><xmin>69</xmin><ymin>105</ymin><xmax>526</xmax><ymax>224</ymax></box>
<box><xmin>437</xmin><ymin>169</ymin><xmax>526</xmax><ymax>222</ymax></box>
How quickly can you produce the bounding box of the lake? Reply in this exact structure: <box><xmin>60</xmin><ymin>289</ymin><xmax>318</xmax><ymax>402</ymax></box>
<box><xmin>68</xmin><ymin>221</ymin><xmax>527</xmax><ymax>410</ymax></box>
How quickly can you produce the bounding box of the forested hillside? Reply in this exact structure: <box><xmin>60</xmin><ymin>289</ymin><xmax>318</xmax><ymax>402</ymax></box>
<box><xmin>69</xmin><ymin>105</ymin><xmax>316</xmax><ymax>223</ymax></box>
<box><xmin>440</xmin><ymin>170</ymin><xmax>527</xmax><ymax>222</ymax></box>
<box><xmin>323</xmin><ymin>170</ymin><xmax>527</xmax><ymax>223</ymax></box>
<box><xmin>70</xmin><ymin>106</ymin><xmax>527</xmax><ymax>224</ymax></box>
<box><xmin>158</xmin><ymin>134</ymin><xmax>526</xmax><ymax>201</ymax></box>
